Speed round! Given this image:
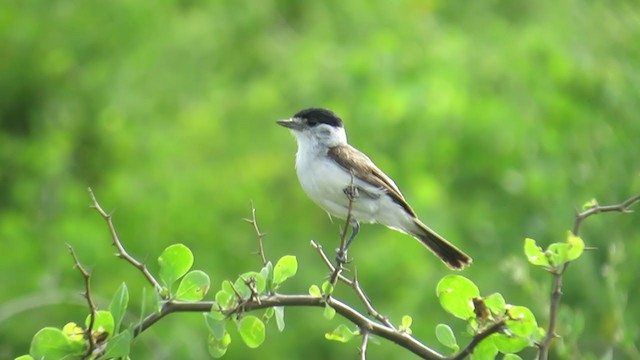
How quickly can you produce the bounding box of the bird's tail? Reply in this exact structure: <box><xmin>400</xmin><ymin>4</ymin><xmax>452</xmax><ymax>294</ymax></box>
<box><xmin>411</xmin><ymin>219</ymin><xmax>472</xmax><ymax>270</ymax></box>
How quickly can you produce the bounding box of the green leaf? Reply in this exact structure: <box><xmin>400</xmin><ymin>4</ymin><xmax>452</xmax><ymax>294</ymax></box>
<box><xmin>435</xmin><ymin>324</ymin><xmax>458</xmax><ymax>351</ymax></box>
<box><xmin>85</xmin><ymin>310</ymin><xmax>115</xmax><ymax>339</ymax></box>
<box><xmin>323</xmin><ymin>305</ymin><xmax>336</xmax><ymax>320</ymax></box>
<box><xmin>524</xmin><ymin>238</ymin><xmax>550</xmax><ymax>267</ymax></box>
<box><xmin>274</xmin><ymin>307</ymin><xmax>285</xmax><ymax>332</ymax></box>
<box><xmin>504</xmin><ymin>354</ymin><xmax>523</xmax><ymax>360</ymax></box>
<box><xmin>493</xmin><ymin>333</ymin><xmax>530</xmax><ymax>353</ymax></box>
<box><xmin>484</xmin><ymin>293</ymin><xmax>506</xmax><ymax>315</ymax></box>
<box><xmin>208</xmin><ymin>332</ymin><xmax>231</xmax><ymax>358</ymax></box>
<box><xmin>547</xmin><ymin>243</ymin><xmax>568</xmax><ymax>266</ymax></box>
<box><xmin>259</xmin><ymin>261</ymin><xmax>274</xmax><ymax>292</ymax></box>
<box><xmin>470</xmin><ymin>334</ymin><xmax>499</xmax><ymax>360</ymax></box>
<box><xmin>321</xmin><ymin>281</ymin><xmax>334</xmax><ymax>295</ymax></box>
<box><xmin>205</xmin><ymin>313</ymin><xmax>227</xmax><ymax>340</ymax></box>
<box><xmin>325</xmin><ymin>324</ymin><xmax>357</xmax><ymax>343</ymax></box>
<box><xmin>109</xmin><ymin>282</ymin><xmax>129</xmax><ymax>334</ymax></box>
<box><xmin>158</xmin><ymin>243</ymin><xmax>194</xmax><ymax>289</ymax></box>
<box><xmin>308</xmin><ymin>285</ymin><xmax>322</xmax><ymax>297</ymax></box>
<box><xmin>436</xmin><ymin>275</ymin><xmax>479</xmax><ymax>320</ymax></box>
<box><xmin>30</xmin><ymin>327</ymin><xmax>81</xmax><ymax>359</ymax></box>
<box><xmin>506</xmin><ymin>306</ymin><xmax>538</xmax><ymax>337</ymax></box>
<box><xmin>582</xmin><ymin>198</ymin><xmax>598</xmax><ymax>210</ymax></box>
<box><xmin>273</xmin><ymin>255</ymin><xmax>298</xmax><ymax>285</ymax></box>
<box><xmin>566</xmin><ymin>231</ymin><xmax>585</xmax><ymax>261</ymax></box>
<box><xmin>215</xmin><ymin>281</ymin><xmax>235</xmax><ymax>309</ymax></box>
<box><xmin>175</xmin><ymin>270</ymin><xmax>211</xmax><ymax>301</ymax></box>
<box><xmin>236</xmin><ymin>271</ymin><xmax>266</xmax><ymax>296</ymax></box>
<box><xmin>238</xmin><ymin>316</ymin><xmax>265</xmax><ymax>348</ymax></box>
<box><xmin>14</xmin><ymin>356</ymin><xmax>34</xmax><ymax>360</ymax></box>
<box><xmin>102</xmin><ymin>329</ymin><xmax>132</xmax><ymax>358</ymax></box>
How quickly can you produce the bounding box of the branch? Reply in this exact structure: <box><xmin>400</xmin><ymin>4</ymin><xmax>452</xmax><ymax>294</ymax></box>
<box><xmin>133</xmin><ymin>295</ymin><xmax>445</xmax><ymax>359</ymax></box>
<box><xmin>88</xmin><ymin>187</ymin><xmax>165</xmax><ymax>297</ymax></box>
<box><xmin>67</xmin><ymin>245</ymin><xmax>97</xmax><ymax>359</ymax></box>
<box><xmin>538</xmin><ymin>194</ymin><xmax>640</xmax><ymax>360</ymax></box>
<box><xmin>359</xmin><ymin>330</ymin><xmax>370</xmax><ymax>360</ymax></box>
<box><xmin>449</xmin><ymin>320</ymin><xmax>505</xmax><ymax>360</ymax></box>
<box><xmin>244</xmin><ymin>204</ymin><xmax>267</xmax><ymax>266</ymax></box>
<box><xmin>329</xmin><ymin>175</ymin><xmax>358</xmax><ymax>286</ymax></box>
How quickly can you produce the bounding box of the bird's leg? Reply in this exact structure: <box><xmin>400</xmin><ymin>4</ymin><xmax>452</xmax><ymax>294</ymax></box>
<box><xmin>345</xmin><ymin>221</ymin><xmax>360</xmax><ymax>250</ymax></box>
<box><xmin>336</xmin><ymin>180</ymin><xmax>360</xmax><ymax>264</ymax></box>
<box><xmin>343</xmin><ymin>183</ymin><xmax>359</xmax><ymax>202</ymax></box>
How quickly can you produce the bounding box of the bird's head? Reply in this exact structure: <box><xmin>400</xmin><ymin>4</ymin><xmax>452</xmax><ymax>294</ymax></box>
<box><xmin>277</xmin><ymin>108</ymin><xmax>347</xmax><ymax>148</ymax></box>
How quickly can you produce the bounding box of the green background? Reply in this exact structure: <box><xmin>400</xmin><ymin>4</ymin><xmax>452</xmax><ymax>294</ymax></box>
<box><xmin>1</xmin><ymin>1</ymin><xmax>639</xmax><ymax>359</ymax></box>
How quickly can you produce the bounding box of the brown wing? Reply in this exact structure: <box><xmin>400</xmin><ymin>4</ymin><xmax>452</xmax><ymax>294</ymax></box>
<box><xmin>327</xmin><ymin>145</ymin><xmax>417</xmax><ymax>217</ymax></box>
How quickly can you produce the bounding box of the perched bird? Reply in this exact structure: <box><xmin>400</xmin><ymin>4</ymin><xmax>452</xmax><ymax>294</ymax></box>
<box><xmin>277</xmin><ymin>108</ymin><xmax>472</xmax><ymax>270</ymax></box>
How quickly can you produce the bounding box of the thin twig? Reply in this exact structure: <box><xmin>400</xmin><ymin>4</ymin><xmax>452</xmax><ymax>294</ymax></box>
<box><xmin>449</xmin><ymin>320</ymin><xmax>505</xmax><ymax>360</ymax></box>
<box><xmin>312</xmin><ymin>240</ymin><xmax>396</xmax><ymax>329</ymax></box>
<box><xmin>538</xmin><ymin>194</ymin><xmax>640</xmax><ymax>360</ymax></box>
<box><xmin>88</xmin><ymin>188</ymin><xmax>165</xmax><ymax>297</ymax></box>
<box><xmin>244</xmin><ymin>204</ymin><xmax>268</xmax><ymax>266</ymax></box>
<box><xmin>360</xmin><ymin>330</ymin><xmax>370</xmax><ymax>360</ymax></box>
<box><xmin>67</xmin><ymin>244</ymin><xmax>97</xmax><ymax>358</ymax></box>
<box><xmin>329</xmin><ymin>174</ymin><xmax>358</xmax><ymax>285</ymax></box>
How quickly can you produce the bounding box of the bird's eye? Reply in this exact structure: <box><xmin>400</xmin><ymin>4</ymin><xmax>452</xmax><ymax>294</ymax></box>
<box><xmin>306</xmin><ymin>119</ymin><xmax>318</xmax><ymax>127</ymax></box>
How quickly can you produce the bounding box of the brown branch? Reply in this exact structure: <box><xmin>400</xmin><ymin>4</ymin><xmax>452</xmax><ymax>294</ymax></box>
<box><xmin>67</xmin><ymin>244</ymin><xmax>97</xmax><ymax>359</ymax></box>
<box><xmin>244</xmin><ymin>204</ymin><xmax>267</xmax><ymax>266</ymax></box>
<box><xmin>538</xmin><ymin>194</ymin><xmax>640</xmax><ymax>360</ymax></box>
<box><xmin>132</xmin><ymin>295</ymin><xmax>445</xmax><ymax>359</ymax></box>
<box><xmin>448</xmin><ymin>320</ymin><xmax>505</xmax><ymax>360</ymax></box>
<box><xmin>88</xmin><ymin>188</ymin><xmax>165</xmax><ymax>297</ymax></box>
<box><xmin>312</xmin><ymin>239</ymin><xmax>396</xmax><ymax>330</ymax></box>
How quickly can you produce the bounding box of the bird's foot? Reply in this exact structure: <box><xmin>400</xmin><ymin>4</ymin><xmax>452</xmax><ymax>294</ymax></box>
<box><xmin>343</xmin><ymin>184</ymin><xmax>359</xmax><ymax>202</ymax></box>
<box><xmin>335</xmin><ymin>248</ymin><xmax>351</xmax><ymax>265</ymax></box>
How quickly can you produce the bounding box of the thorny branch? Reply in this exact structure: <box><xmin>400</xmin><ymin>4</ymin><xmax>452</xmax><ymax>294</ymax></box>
<box><xmin>244</xmin><ymin>203</ymin><xmax>268</xmax><ymax>266</ymax></box>
<box><xmin>538</xmin><ymin>194</ymin><xmax>640</xmax><ymax>360</ymax></box>
<box><xmin>67</xmin><ymin>245</ymin><xmax>98</xmax><ymax>359</ymax></box>
<box><xmin>88</xmin><ymin>187</ymin><xmax>165</xmax><ymax>297</ymax></box>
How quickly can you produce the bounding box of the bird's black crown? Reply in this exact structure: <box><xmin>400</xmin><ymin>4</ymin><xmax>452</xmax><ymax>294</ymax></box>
<box><xmin>293</xmin><ymin>108</ymin><xmax>343</xmax><ymax>128</ymax></box>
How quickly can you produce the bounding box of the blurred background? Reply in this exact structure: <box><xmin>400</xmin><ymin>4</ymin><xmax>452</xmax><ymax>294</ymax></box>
<box><xmin>1</xmin><ymin>0</ymin><xmax>639</xmax><ymax>359</ymax></box>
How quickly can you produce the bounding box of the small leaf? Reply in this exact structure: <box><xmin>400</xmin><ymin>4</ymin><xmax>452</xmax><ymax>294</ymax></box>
<box><xmin>582</xmin><ymin>198</ymin><xmax>598</xmax><ymax>210</ymax></box>
<box><xmin>566</xmin><ymin>231</ymin><xmax>585</xmax><ymax>261</ymax></box>
<box><xmin>238</xmin><ymin>316</ymin><xmax>266</xmax><ymax>348</ymax></box>
<box><xmin>493</xmin><ymin>333</ymin><xmax>530</xmax><ymax>353</ymax></box>
<box><xmin>30</xmin><ymin>327</ymin><xmax>80</xmax><ymax>359</ymax></box>
<box><xmin>323</xmin><ymin>305</ymin><xmax>336</xmax><ymax>320</ymax></box>
<box><xmin>273</xmin><ymin>255</ymin><xmax>298</xmax><ymax>285</ymax></box>
<box><xmin>401</xmin><ymin>315</ymin><xmax>412</xmax><ymax>329</ymax></box>
<box><xmin>524</xmin><ymin>238</ymin><xmax>550</xmax><ymax>267</ymax></box>
<box><xmin>435</xmin><ymin>324</ymin><xmax>458</xmax><ymax>351</ymax></box>
<box><xmin>471</xmin><ymin>334</ymin><xmax>499</xmax><ymax>359</ymax></box>
<box><xmin>14</xmin><ymin>356</ymin><xmax>34</xmax><ymax>360</ymax></box>
<box><xmin>309</xmin><ymin>285</ymin><xmax>322</xmax><ymax>297</ymax></box>
<box><xmin>205</xmin><ymin>314</ymin><xmax>227</xmax><ymax>340</ymax></box>
<box><xmin>436</xmin><ymin>275</ymin><xmax>479</xmax><ymax>320</ymax></box>
<box><xmin>62</xmin><ymin>322</ymin><xmax>84</xmax><ymax>342</ymax></box>
<box><xmin>109</xmin><ymin>282</ymin><xmax>129</xmax><ymax>334</ymax></box>
<box><xmin>325</xmin><ymin>324</ymin><xmax>357</xmax><ymax>343</ymax></box>
<box><xmin>102</xmin><ymin>329</ymin><xmax>132</xmax><ymax>358</ymax></box>
<box><xmin>484</xmin><ymin>293</ymin><xmax>506</xmax><ymax>315</ymax></box>
<box><xmin>85</xmin><ymin>310</ymin><xmax>115</xmax><ymax>339</ymax></box>
<box><xmin>158</xmin><ymin>243</ymin><xmax>194</xmax><ymax>289</ymax></box>
<box><xmin>506</xmin><ymin>306</ymin><xmax>538</xmax><ymax>337</ymax></box>
<box><xmin>504</xmin><ymin>354</ymin><xmax>523</xmax><ymax>360</ymax></box>
<box><xmin>321</xmin><ymin>281</ymin><xmax>334</xmax><ymax>295</ymax></box>
<box><xmin>235</xmin><ymin>271</ymin><xmax>266</xmax><ymax>296</ymax></box>
<box><xmin>259</xmin><ymin>261</ymin><xmax>274</xmax><ymax>292</ymax></box>
<box><xmin>547</xmin><ymin>243</ymin><xmax>568</xmax><ymax>266</ymax></box>
<box><xmin>208</xmin><ymin>332</ymin><xmax>231</xmax><ymax>358</ymax></box>
<box><xmin>175</xmin><ymin>270</ymin><xmax>211</xmax><ymax>301</ymax></box>
<box><xmin>274</xmin><ymin>307</ymin><xmax>285</xmax><ymax>332</ymax></box>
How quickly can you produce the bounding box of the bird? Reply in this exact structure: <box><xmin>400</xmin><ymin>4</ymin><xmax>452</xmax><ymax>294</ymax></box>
<box><xmin>277</xmin><ymin>108</ymin><xmax>472</xmax><ymax>270</ymax></box>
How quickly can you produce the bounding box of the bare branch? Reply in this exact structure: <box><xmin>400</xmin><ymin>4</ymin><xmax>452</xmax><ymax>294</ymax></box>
<box><xmin>539</xmin><ymin>194</ymin><xmax>640</xmax><ymax>360</ymax></box>
<box><xmin>67</xmin><ymin>244</ymin><xmax>97</xmax><ymax>359</ymax></box>
<box><xmin>244</xmin><ymin>204</ymin><xmax>268</xmax><ymax>266</ymax></box>
<box><xmin>133</xmin><ymin>295</ymin><xmax>445</xmax><ymax>360</ymax></box>
<box><xmin>359</xmin><ymin>330</ymin><xmax>370</xmax><ymax>360</ymax></box>
<box><xmin>88</xmin><ymin>188</ymin><xmax>165</xmax><ymax>297</ymax></box>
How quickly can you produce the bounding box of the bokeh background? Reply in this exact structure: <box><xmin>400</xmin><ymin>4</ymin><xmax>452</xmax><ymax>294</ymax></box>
<box><xmin>1</xmin><ymin>1</ymin><xmax>639</xmax><ymax>359</ymax></box>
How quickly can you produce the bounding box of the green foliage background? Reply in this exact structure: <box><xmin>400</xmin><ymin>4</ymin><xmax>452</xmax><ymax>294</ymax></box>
<box><xmin>1</xmin><ymin>1</ymin><xmax>639</xmax><ymax>359</ymax></box>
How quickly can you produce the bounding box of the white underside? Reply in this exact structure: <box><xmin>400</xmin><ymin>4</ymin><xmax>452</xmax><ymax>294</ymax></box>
<box><xmin>295</xmin><ymin>149</ymin><xmax>415</xmax><ymax>235</ymax></box>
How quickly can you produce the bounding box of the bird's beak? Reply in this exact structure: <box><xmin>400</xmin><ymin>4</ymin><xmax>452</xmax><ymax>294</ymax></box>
<box><xmin>276</xmin><ymin>118</ymin><xmax>304</xmax><ymax>131</ymax></box>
